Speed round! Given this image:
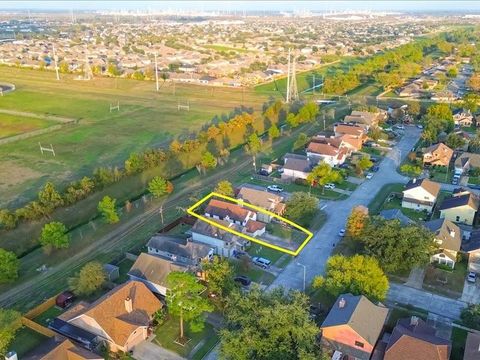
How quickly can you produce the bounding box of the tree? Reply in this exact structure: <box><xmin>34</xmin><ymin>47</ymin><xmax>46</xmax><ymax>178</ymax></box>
<box><xmin>202</xmin><ymin>257</ymin><xmax>236</xmax><ymax>303</ymax></box>
<box><xmin>307</xmin><ymin>163</ymin><xmax>343</xmax><ymax>193</ymax></box>
<box><xmin>0</xmin><ymin>249</ymin><xmax>19</xmax><ymax>283</ymax></box>
<box><xmin>356</xmin><ymin>156</ymin><xmax>373</xmax><ymax>175</ymax></box>
<box><xmin>312</xmin><ymin>254</ymin><xmax>389</xmax><ymax>302</ymax></box>
<box><xmin>406</xmin><ymin>101</ymin><xmax>421</xmax><ymax>118</ymax></box>
<box><xmin>446</xmin><ymin>66</ymin><xmax>458</xmax><ymax>78</ymax></box>
<box><xmin>246</xmin><ymin>133</ymin><xmax>262</xmax><ymax>154</ymax></box>
<box><xmin>148</xmin><ymin>176</ymin><xmax>172</xmax><ymax>198</ymax></box>
<box><xmin>461</xmin><ymin>304</ymin><xmax>480</xmax><ymax>330</ymax></box>
<box><xmin>214</xmin><ymin>180</ymin><xmax>234</xmax><ymax>197</ymax></box>
<box><xmin>166</xmin><ymin>272</ymin><xmax>214</xmax><ymax>340</ymax></box>
<box><xmin>98</xmin><ymin>196</ymin><xmax>119</xmax><ymax>224</ymax></box>
<box><xmin>38</xmin><ymin>182</ymin><xmax>63</xmax><ymax>213</ymax></box>
<box><xmin>346</xmin><ymin>206</ymin><xmax>369</xmax><ymax>239</ymax></box>
<box><xmin>292</xmin><ymin>133</ymin><xmax>308</xmax><ymax>151</ymax></box>
<box><xmin>0</xmin><ymin>210</ymin><xmax>17</xmax><ymax>230</ymax></box>
<box><xmin>368</xmin><ymin>127</ymin><xmax>382</xmax><ymax>141</ymax></box>
<box><xmin>400</xmin><ymin>164</ymin><xmax>423</xmax><ymax>177</ymax></box>
<box><xmin>169</xmin><ymin>139</ymin><xmax>182</xmax><ymax>153</ymax></box>
<box><xmin>462</xmin><ymin>93</ymin><xmax>480</xmax><ymax>114</ymax></box>
<box><xmin>220</xmin><ymin>287</ymin><xmax>321</xmax><ymax>360</ymax></box>
<box><xmin>446</xmin><ymin>132</ymin><xmax>466</xmax><ymax>150</ymax></box>
<box><xmin>268</xmin><ymin>124</ymin><xmax>280</xmax><ymax>140</ymax></box>
<box><xmin>0</xmin><ymin>308</ymin><xmax>21</xmax><ymax>356</ymax></box>
<box><xmin>468</xmin><ymin>73</ymin><xmax>480</xmax><ymax>92</ymax></box>
<box><xmin>359</xmin><ymin>218</ymin><xmax>434</xmax><ymax>273</ymax></box>
<box><xmin>69</xmin><ymin>261</ymin><xmax>106</xmax><ymax>296</ymax></box>
<box><xmin>284</xmin><ymin>192</ymin><xmax>318</xmax><ymax>227</ymax></box>
<box><xmin>200</xmin><ymin>151</ymin><xmax>217</xmax><ymax>170</ymax></box>
<box><xmin>39</xmin><ymin>222</ymin><xmax>70</xmax><ymax>253</ymax></box>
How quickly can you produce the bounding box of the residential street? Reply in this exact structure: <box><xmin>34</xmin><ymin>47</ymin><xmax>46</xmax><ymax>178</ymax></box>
<box><xmin>271</xmin><ymin>126</ymin><xmax>420</xmax><ymax>290</ymax></box>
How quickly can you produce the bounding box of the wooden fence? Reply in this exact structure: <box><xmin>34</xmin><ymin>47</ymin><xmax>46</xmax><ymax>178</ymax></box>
<box><xmin>21</xmin><ymin>317</ymin><xmax>56</xmax><ymax>337</ymax></box>
<box><xmin>24</xmin><ymin>294</ymin><xmax>57</xmax><ymax>319</ymax></box>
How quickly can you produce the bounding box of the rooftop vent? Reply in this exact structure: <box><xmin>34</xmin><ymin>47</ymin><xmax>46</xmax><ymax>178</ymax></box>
<box><xmin>338</xmin><ymin>297</ymin><xmax>346</xmax><ymax>309</ymax></box>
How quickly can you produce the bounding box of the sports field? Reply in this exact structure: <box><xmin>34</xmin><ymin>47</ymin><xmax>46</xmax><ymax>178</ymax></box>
<box><xmin>0</xmin><ymin>114</ymin><xmax>57</xmax><ymax>139</ymax></box>
<box><xmin>0</xmin><ymin>66</ymin><xmax>269</xmax><ymax>207</ymax></box>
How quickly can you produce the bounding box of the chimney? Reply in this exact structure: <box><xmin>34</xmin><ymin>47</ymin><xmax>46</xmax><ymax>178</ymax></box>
<box><xmin>125</xmin><ymin>297</ymin><xmax>133</xmax><ymax>313</ymax></box>
<box><xmin>450</xmin><ymin>230</ymin><xmax>455</xmax><ymax>238</ymax></box>
<box><xmin>410</xmin><ymin>316</ymin><xmax>419</xmax><ymax>326</ymax></box>
<box><xmin>338</xmin><ymin>297</ymin><xmax>346</xmax><ymax>309</ymax></box>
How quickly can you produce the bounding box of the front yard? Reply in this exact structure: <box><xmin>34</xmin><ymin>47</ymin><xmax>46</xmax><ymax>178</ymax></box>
<box><xmin>368</xmin><ymin>183</ymin><xmax>405</xmax><ymax>214</ymax></box>
<box><xmin>153</xmin><ymin>317</ymin><xmax>218</xmax><ymax>358</ymax></box>
<box><xmin>422</xmin><ymin>257</ymin><xmax>468</xmax><ymax>298</ymax></box>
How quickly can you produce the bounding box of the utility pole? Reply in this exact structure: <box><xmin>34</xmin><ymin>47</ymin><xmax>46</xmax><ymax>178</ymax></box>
<box><xmin>312</xmin><ymin>74</ymin><xmax>315</xmax><ymax>94</ymax></box>
<box><xmin>286</xmin><ymin>48</ymin><xmax>291</xmax><ymax>103</ymax></box>
<box><xmin>323</xmin><ymin>112</ymin><xmax>326</xmax><ymax>130</ymax></box>
<box><xmin>159</xmin><ymin>204</ymin><xmax>164</xmax><ymax>225</ymax></box>
<box><xmin>52</xmin><ymin>45</ymin><xmax>60</xmax><ymax>81</ymax></box>
<box><xmin>154</xmin><ymin>52</ymin><xmax>159</xmax><ymax>92</ymax></box>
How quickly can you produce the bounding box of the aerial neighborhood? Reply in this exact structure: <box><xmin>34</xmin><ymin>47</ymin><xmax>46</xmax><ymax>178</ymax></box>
<box><xmin>2</xmin><ymin>3</ymin><xmax>480</xmax><ymax>360</ymax></box>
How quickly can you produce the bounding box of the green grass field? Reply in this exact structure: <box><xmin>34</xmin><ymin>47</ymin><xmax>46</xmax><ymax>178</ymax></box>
<box><xmin>0</xmin><ymin>66</ymin><xmax>268</xmax><ymax>207</ymax></box>
<box><xmin>204</xmin><ymin>44</ymin><xmax>250</xmax><ymax>53</ymax></box>
<box><xmin>0</xmin><ymin>114</ymin><xmax>57</xmax><ymax>139</ymax></box>
<box><xmin>254</xmin><ymin>56</ymin><xmax>363</xmax><ymax>96</ymax></box>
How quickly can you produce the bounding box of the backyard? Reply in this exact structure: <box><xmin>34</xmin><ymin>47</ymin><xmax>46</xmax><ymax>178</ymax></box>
<box><xmin>9</xmin><ymin>327</ymin><xmax>49</xmax><ymax>358</ymax></box>
<box><xmin>422</xmin><ymin>258</ymin><xmax>468</xmax><ymax>298</ymax></box>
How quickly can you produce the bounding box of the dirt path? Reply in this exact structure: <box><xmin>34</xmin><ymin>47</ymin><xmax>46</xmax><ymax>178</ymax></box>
<box><xmin>0</xmin><ymin>108</ymin><xmax>77</xmax><ymax>123</ymax></box>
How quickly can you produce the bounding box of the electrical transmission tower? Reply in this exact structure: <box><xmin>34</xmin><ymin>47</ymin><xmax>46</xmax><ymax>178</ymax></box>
<box><xmin>83</xmin><ymin>51</ymin><xmax>93</xmax><ymax>80</ymax></box>
<box><xmin>286</xmin><ymin>48</ymin><xmax>298</xmax><ymax>103</ymax></box>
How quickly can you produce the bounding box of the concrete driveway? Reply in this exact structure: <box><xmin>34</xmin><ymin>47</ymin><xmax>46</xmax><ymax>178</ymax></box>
<box><xmin>132</xmin><ymin>340</ymin><xmax>185</xmax><ymax>360</ymax></box>
<box><xmin>271</xmin><ymin>126</ymin><xmax>421</xmax><ymax>290</ymax></box>
<box><xmin>461</xmin><ymin>280</ymin><xmax>480</xmax><ymax>304</ymax></box>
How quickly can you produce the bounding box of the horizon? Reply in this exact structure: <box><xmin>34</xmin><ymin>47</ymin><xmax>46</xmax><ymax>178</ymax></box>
<box><xmin>2</xmin><ymin>0</ymin><xmax>480</xmax><ymax>13</ymax></box>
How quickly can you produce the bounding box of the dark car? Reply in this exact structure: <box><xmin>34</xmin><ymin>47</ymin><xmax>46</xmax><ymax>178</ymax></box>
<box><xmin>370</xmin><ymin>165</ymin><xmax>380</xmax><ymax>172</ymax></box>
<box><xmin>232</xmin><ymin>250</ymin><xmax>247</xmax><ymax>259</ymax></box>
<box><xmin>234</xmin><ymin>275</ymin><xmax>252</xmax><ymax>287</ymax></box>
<box><xmin>470</xmin><ymin>184</ymin><xmax>480</xmax><ymax>190</ymax></box>
<box><xmin>339</xmin><ymin>163</ymin><xmax>350</xmax><ymax>169</ymax></box>
<box><xmin>258</xmin><ymin>169</ymin><xmax>270</xmax><ymax>176</ymax></box>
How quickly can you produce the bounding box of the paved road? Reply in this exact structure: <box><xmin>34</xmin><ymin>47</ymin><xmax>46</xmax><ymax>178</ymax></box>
<box><xmin>271</xmin><ymin>126</ymin><xmax>420</xmax><ymax>290</ymax></box>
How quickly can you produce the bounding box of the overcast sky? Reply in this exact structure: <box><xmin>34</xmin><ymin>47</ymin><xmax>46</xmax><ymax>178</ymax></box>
<box><xmin>2</xmin><ymin>1</ymin><xmax>480</xmax><ymax>13</ymax></box>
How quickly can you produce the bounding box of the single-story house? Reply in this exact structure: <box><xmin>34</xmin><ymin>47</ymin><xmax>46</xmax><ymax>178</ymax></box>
<box><xmin>424</xmin><ymin>218</ymin><xmax>461</xmax><ymax>268</ymax></box>
<box><xmin>334</xmin><ymin>123</ymin><xmax>367</xmax><ymax>138</ymax></box>
<box><xmin>422</xmin><ymin>143</ymin><xmax>453</xmax><ymax>166</ymax></box>
<box><xmin>205</xmin><ymin>199</ymin><xmax>256</xmax><ymax>226</ymax></box>
<box><xmin>57</xmin><ymin>281</ymin><xmax>162</xmax><ymax>353</ymax></box>
<box><xmin>454</xmin><ymin>152</ymin><xmax>480</xmax><ymax>175</ymax></box>
<box><xmin>237</xmin><ymin>186</ymin><xmax>285</xmax><ymax>222</ymax></box>
<box><xmin>146</xmin><ymin>235</ymin><xmax>213</xmax><ymax>266</ymax></box>
<box><xmin>320</xmin><ymin>293</ymin><xmax>389</xmax><ymax>360</ymax></box>
<box><xmin>191</xmin><ymin>219</ymin><xmax>249</xmax><ymax>258</ymax></box>
<box><xmin>438</xmin><ymin>189</ymin><xmax>479</xmax><ymax>226</ymax></box>
<box><xmin>282</xmin><ymin>153</ymin><xmax>312</xmax><ymax>180</ymax></box>
<box><xmin>23</xmin><ymin>337</ymin><xmax>103</xmax><ymax>360</ymax></box>
<box><xmin>344</xmin><ymin>109</ymin><xmax>386</xmax><ymax>129</ymax></box>
<box><xmin>384</xmin><ymin>317</ymin><xmax>451</xmax><ymax>360</ymax></box>
<box><xmin>402</xmin><ymin>178</ymin><xmax>441</xmax><ymax>213</ymax></box>
<box><xmin>128</xmin><ymin>253</ymin><xmax>188</xmax><ymax>296</ymax></box>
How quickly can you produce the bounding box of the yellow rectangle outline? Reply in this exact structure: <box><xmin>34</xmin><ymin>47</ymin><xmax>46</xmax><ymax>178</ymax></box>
<box><xmin>186</xmin><ymin>191</ymin><xmax>313</xmax><ymax>256</ymax></box>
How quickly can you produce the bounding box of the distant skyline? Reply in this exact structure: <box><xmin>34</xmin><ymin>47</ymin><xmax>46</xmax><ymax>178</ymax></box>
<box><xmin>2</xmin><ymin>1</ymin><xmax>480</xmax><ymax>13</ymax></box>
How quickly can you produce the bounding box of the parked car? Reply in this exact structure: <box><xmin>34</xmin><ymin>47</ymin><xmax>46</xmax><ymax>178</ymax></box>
<box><xmin>234</xmin><ymin>275</ymin><xmax>252</xmax><ymax>287</ymax></box>
<box><xmin>338</xmin><ymin>229</ymin><xmax>346</xmax><ymax>237</ymax></box>
<box><xmin>469</xmin><ymin>184</ymin><xmax>480</xmax><ymax>190</ymax></box>
<box><xmin>365</xmin><ymin>173</ymin><xmax>374</xmax><ymax>180</ymax></box>
<box><xmin>452</xmin><ymin>178</ymin><xmax>459</xmax><ymax>185</ymax></box>
<box><xmin>467</xmin><ymin>271</ymin><xmax>477</xmax><ymax>283</ymax></box>
<box><xmin>252</xmin><ymin>256</ymin><xmax>272</xmax><ymax>269</ymax></box>
<box><xmin>339</xmin><ymin>163</ymin><xmax>350</xmax><ymax>169</ymax></box>
<box><xmin>370</xmin><ymin>165</ymin><xmax>380</xmax><ymax>172</ymax></box>
<box><xmin>416</xmin><ymin>124</ymin><xmax>424</xmax><ymax>129</ymax></box>
<box><xmin>371</xmin><ymin>143</ymin><xmax>381</xmax><ymax>148</ymax></box>
<box><xmin>267</xmin><ymin>185</ymin><xmax>283</xmax><ymax>193</ymax></box>
<box><xmin>395</xmin><ymin>124</ymin><xmax>405</xmax><ymax>130</ymax></box>
<box><xmin>325</xmin><ymin>183</ymin><xmax>336</xmax><ymax>190</ymax></box>
<box><xmin>258</xmin><ymin>169</ymin><xmax>270</xmax><ymax>176</ymax></box>
<box><xmin>232</xmin><ymin>250</ymin><xmax>247</xmax><ymax>259</ymax></box>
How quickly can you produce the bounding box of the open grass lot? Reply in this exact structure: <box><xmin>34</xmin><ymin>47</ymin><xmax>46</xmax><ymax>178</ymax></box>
<box><xmin>0</xmin><ymin>66</ymin><xmax>268</xmax><ymax>207</ymax></box>
<box><xmin>203</xmin><ymin>44</ymin><xmax>251</xmax><ymax>53</ymax></box>
<box><xmin>254</xmin><ymin>56</ymin><xmax>362</xmax><ymax>95</ymax></box>
<box><xmin>9</xmin><ymin>326</ymin><xmax>49</xmax><ymax>358</ymax></box>
<box><xmin>153</xmin><ymin>317</ymin><xmax>218</xmax><ymax>358</ymax></box>
<box><xmin>422</xmin><ymin>258</ymin><xmax>468</xmax><ymax>298</ymax></box>
<box><xmin>0</xmin><ymin>113</ymin><xmax>57</xmax><ymax>139</ymax></box>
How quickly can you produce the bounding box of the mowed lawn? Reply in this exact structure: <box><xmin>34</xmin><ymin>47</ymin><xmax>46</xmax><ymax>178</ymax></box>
<box><xmin>0</xmin><ymin>114</ymin><xmax>57</xmax><ymax>139</ymax></box>
<box><xmin>0</xmin><ymin>66</ymin><xmax>268</xmax><ymax>206</ymax></box>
